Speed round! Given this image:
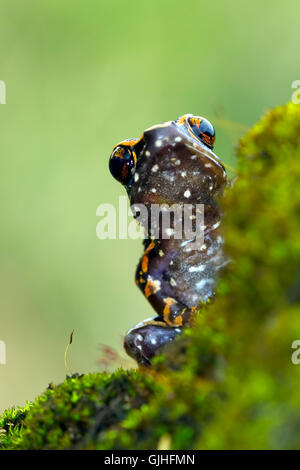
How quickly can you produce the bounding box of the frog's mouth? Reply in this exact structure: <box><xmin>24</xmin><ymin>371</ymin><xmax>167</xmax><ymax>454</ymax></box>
<box><xmin>202</xmin><ymin>148</ymin><xmax>226</xmax><ymax>172</ymax></box>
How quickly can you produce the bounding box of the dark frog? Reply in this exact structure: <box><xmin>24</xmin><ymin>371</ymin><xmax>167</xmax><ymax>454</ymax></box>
<box><xmin>109</xmin><ymin>114</ymin><xmax>228</xmax><ymax>365</ymax></box>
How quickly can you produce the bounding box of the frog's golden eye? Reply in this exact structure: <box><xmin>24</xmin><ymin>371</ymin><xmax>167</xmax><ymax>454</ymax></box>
<box><xmin>109</xmin><ymin>145</ymin><xmax>136</xmax><ymax>186</ymax></box>
<box><xmin>188</xmin><ymin>116</ymin><xmax>215</xmax><ymax>150</ymax></box>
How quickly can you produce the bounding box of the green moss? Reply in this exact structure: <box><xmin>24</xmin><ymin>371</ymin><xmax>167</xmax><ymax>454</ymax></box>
<box><xmin>1</xmin><ymin>102</ymin><xmax>300</xmax><ymax>449</ymax></box>
<box><xmin>0</xmin><ymin>370</ymin><xmax>158</xmax><ymax>450</ymax></box>
<box><xmin>0</xmin><ymin>405</ymin><xmax>32</xmax><ymax>449</ymax></box>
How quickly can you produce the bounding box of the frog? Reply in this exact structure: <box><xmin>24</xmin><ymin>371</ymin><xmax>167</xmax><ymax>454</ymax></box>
<box><xmin>109</xmin><ymin>114</ymin><xmax>228</xmax><ymax>366</ymax></box>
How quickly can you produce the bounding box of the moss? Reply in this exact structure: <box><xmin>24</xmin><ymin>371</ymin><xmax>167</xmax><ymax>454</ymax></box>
<box><xmin>0</xmin><ymin>405</ymin><xmax>32</xmax><ymax>449</ymax></box>
<box><xmin>0</xmin><ymin>370</ymin><xmax>158</xmax><ymax>450</ymax></box>
<box><xmin>1</xmin><ymin>102</ymin><xmax>300</xmax><ymax>449</ymax></box>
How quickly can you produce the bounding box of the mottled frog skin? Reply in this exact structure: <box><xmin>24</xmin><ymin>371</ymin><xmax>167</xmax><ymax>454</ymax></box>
<box><xmin>109</xmin><ymin>115</ymin><xmax>228</xmax><ymax>365</ymax></box>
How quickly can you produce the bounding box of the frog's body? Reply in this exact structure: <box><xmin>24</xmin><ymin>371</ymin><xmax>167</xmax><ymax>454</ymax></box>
<box><xmin>109</xmin><ymin>115</ymin><xmax>228</xmax><ymax>365</ymax></box>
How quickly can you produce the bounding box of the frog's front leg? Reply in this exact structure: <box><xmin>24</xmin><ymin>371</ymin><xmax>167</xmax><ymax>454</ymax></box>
<box><xmin>124</xmin><ymin>316</ymin><xmax>182</xmax><ymax>366</ymax></box>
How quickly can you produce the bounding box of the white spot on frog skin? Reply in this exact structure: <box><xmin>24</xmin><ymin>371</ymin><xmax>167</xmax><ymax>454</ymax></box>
<box><xmin>209</xmin><ymin>185</ymin><xmax>214</xmax><ymax>190</ymax></box>
<box><xmin>151</xmin><ymin>338</ymin><xmax>157</xmax><ymax>345</ymax></box>
<box><xmin>184</xmin><ymin>189</ymin><xmax>191</xmax><ymax>198</ymax></box>
<box><xmin>170</xmin><ymin>260</ymin><xmax>174</xmax><ymax>265</ymax></box>
<box><xmin>170</xmin><ymin>277</ymin><xmax>177</xmax><ymax>287</ymax></box>
<box><xmin>159</xmin><ymin>250</ymin><xmax>164</xmax><ymax>257</ymax></box>
<box><xmin>200</xmin><ymin>244</ymin><xmax>207</xmax><ymax>251</ymax></box>
<box><xmin>180</xmin><ymin>238</ymin><xmax>194</xmax><ymax>247</ymax></box>
<box><xmin>189</xmin><ymin>265</ymin><xmax>205</xmax><ymax>273</ymax></box>
<box><xmin>175</xmin><ymin>328</ymin><xmax>181</xmax><ymax>333</ymax></box>
<box><xmin>145</xmin><ymin>150</ymin><xmax>151</xmax><ymax>157</ymax></box>
<box><xmin>205</xmin><ymin>163</ymin><xmax>212</xmax><ymax>168</ymax></box>
<box><xmin>151</xmin><ymin>188</ymin><xmax>157</xmax><ymax>193</ymax></box>
<box><xmin>196</xmin><ymin>278</ymin><xmax>214</xmax><ymax>290</ymax></box>
<box><xmin>145</xmin><ymin>278</ymin><xmax>161</xmax><ymax>295</ymax></box>
<box><xmin>181</xmin><ymin>171</ymin><xmax>187</xmax><ymax>177</ymax></box>
<box><xmin>175</xmin><ymin>159</ymin><xmax>181</xmax><ymax>165</ymax></box>
<box><xmin>134</xmin><ymin>173</ymin><xmax>139</xmax><ymax>182</ymax></box>
<box><xmin>137</xmin><ymin>345</ymin><xmax>143</xmax><ymax>351</ymax></box>
<box><xmin>136</xmin><ymin>334</ymin><xmax>143</xmax><ymax>342</ymax></box>
<box><xmin>151</xmin><ymin>164</ymin><xmax>159</xmax><ymax>172</ymax></box>
<box><xmin>154</xmin><ymin>279</ymin><xmax>161</xmax><ymax>291</ymax></box>
<box><xmin>175</xmin><ymin>136</ymin><xmax>182</xmax><ymax>142</ymax></box>
<box><xmin>155</xmin><ymin>140</ymin><xmax>162</xmax><ymax>147</ymax></box>
<box><xmin>191</xmin><ymin>154</ymin><xmax>197</xmax><ymax>160</ymax></box>
<box><xmin>211</xmin><ymin>221</ymin><xmax>220</xmax><ymax>230</ymax></box>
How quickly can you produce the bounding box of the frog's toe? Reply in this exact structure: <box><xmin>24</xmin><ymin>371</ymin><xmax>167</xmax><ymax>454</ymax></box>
<box><xmin>124</xmin><ymin>319</ymin><xmax>182</xmax><ymax>366</ymax></box>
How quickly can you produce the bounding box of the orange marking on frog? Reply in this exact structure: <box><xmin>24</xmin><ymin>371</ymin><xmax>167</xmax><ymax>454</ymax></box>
<box><xmin>141</xmin><ymin>241</ymin><xmax>156</xmax><ymax>273</ymax></box>
<box><xmin>144</xmin><ymin>278</ymin><xmax>161</xmax><ymax>299</ymax></box>
<box><xmin>163</xmin><ymin>297</ymin><xmax>183</xmax><ymax>326</ymax></box>
<box><xmin>145</xmin><ymin>241</ymin><xmax>155</xmax><ymax>253</ymax></box>
<box><xmin>141</xmin><ymin>255</ymin><xmax>149</xmax><ymax>273</ymax></box>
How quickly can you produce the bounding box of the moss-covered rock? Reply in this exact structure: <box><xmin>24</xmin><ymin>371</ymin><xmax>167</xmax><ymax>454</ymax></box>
<box><xmin>1</xmin><ymin>102</ymin><xmax>300</xmax><ymax>450</ymax></box>
<box><xmin>0</xmin><ymin>371</ymin><xmax>158</xmax><ymax>449</ymax></box>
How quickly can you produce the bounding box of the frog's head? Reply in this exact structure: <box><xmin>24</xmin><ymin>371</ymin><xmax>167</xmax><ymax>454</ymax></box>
<box><xmin>109</xmin><ymin>115</ymin><xmax>227</xmax><ymax>206</ymax></box>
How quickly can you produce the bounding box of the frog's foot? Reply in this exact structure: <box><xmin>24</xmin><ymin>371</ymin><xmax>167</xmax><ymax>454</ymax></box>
<box><xmin>124</xmin><ymin>316</ymin><xmax>182</xmax><ymax>366</ymax></box>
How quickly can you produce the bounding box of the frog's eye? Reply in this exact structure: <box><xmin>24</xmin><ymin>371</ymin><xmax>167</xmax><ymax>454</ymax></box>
<box><xmin>188</xmin><ymin>117</ymin><xmax>215</xmax><ymax>150</ymax></box>
<box><xmin>109</xmin><ymin>145</ymin><xmax>136</xmax><ymax>186</ymax></box>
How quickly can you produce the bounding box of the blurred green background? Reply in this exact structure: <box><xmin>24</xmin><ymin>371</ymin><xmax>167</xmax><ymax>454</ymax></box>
<box><xmin>0</xmin><ymin>0</ymin><xmax>299</xmax><ymax>412</ymax></box>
